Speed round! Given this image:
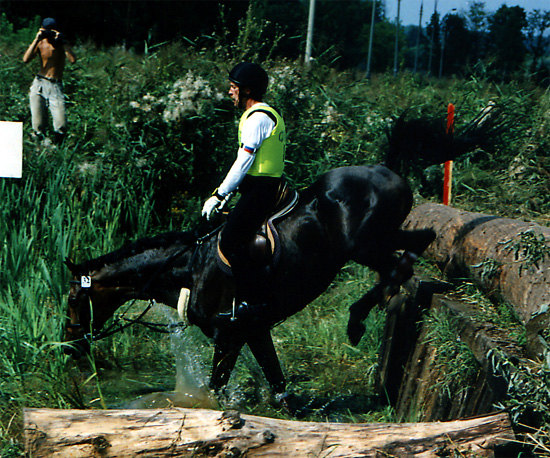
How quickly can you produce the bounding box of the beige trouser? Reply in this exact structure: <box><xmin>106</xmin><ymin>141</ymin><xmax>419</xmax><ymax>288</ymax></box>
<box><xmin>29</xmin><ymin>76</ymin><xmax>67</xmax><ymax>135</ymax></box>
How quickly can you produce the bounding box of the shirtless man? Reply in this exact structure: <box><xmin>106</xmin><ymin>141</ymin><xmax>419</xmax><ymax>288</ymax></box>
<box><xmin>23</xmin><ymin>18</ymin><xmax>76</xmax><ymax>142</ymax></box>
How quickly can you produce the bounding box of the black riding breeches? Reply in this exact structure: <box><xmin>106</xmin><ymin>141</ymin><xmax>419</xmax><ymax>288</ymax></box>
<box><xmin>220</xmin><ymin>175</ymin><xmax>281</xmax><ymax>302</ymax></box>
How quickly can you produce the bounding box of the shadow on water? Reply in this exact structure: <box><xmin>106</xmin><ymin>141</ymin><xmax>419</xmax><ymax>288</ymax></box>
<box><xmin>281</xmin><ymin>392</ymin><xmax>384</xmax><ymax>421</ymax></box>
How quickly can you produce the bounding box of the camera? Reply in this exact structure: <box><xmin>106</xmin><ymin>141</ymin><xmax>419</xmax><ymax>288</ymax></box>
<box><xmin>40</xmin><ymin>29</ymin><xmax>56</xmax><ymax>40</ymax></box>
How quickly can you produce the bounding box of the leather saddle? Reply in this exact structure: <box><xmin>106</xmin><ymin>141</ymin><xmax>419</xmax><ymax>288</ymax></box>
<box><xmin>217</xmin><ymin>181</ymin><xmax>299</xmax><ymax>275</ymax></box>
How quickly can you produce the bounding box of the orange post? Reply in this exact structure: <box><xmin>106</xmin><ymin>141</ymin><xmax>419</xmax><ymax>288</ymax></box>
<box><xmin>443</xmin><ymin>103</ymin><xmax>455</xmax><ymax>205</ymax></box>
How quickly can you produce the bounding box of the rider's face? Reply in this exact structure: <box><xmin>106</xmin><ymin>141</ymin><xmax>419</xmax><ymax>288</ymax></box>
<box><xmin>229</xmin><ymin>82</ymin><xmax>240</xmax><ymax>107</ymax></box>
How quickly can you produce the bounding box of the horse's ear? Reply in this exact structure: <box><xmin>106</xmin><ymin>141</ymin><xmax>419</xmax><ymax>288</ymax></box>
<box><xmin>64</xmin><ymin>258</ymin><xmax>78</xmax><ymax>275</ymax></box>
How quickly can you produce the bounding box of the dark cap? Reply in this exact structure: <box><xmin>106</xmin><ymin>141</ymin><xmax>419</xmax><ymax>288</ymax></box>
<box><xmin>42</xmin><ymin>18</ymin><xmax>57</xmax><ymax>29</ymax></box>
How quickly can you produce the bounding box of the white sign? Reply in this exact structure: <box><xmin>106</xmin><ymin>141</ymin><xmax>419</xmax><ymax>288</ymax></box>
<box><xmin>0</xmin><ymin>122</ymin><xmax>23</xmax><ymax>178</ymax></box>
<box><xmin>81</xmin><ymin>276</ymin><xmax>92</xmax><ymax>288</ymax></box>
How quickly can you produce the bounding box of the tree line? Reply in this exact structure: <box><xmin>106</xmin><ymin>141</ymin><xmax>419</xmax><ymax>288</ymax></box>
<box><xmin>1</xmin><ymin>0</ymin><xmax>548</xmax><ymax>82</ymax></box>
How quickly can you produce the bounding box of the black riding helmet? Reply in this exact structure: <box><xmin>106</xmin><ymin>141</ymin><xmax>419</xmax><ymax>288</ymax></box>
<box><xmin>228</xmin><ymin>62</ymin><xmax>268</xmax><ymax>100</ymax></box>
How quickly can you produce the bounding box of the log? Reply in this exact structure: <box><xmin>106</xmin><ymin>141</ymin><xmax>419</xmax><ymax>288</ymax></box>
<box><xmin>376</xmin><ymin>277</ymin><xmax>453</xmax><ymax>407</ymax></box>
<box><xmin>24</xmin><ymin>408</ymin><xmax>515</xmax><ymax>457</ymax></box>
<box><xmin>390</xmin><ymin>292</ymin><xmax>524</xmax><ymax>422</ymax></box>
<box><xmin>404</xmin><ymin>203</ymin><xmax>550</xmax><ymax>355</ymax></box>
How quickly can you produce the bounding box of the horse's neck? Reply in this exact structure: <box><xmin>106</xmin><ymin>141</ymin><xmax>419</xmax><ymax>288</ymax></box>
<box><xmin>95</xmin><ymin>244</ymin><xmax>189</xmax><ymax>290</ymax></box>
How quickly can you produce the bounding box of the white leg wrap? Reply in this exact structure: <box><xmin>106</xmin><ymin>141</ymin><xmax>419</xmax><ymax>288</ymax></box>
<box><xmin>177</xmin><ymin>288</ymin><xmax>191</xmax><ymax>324</ymax></box>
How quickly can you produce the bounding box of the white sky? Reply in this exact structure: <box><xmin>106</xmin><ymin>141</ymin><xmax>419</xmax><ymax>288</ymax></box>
<box><xmin>385</xmin><ymin>0</ymin><xmax>549</xmax><ymax>26</ymax></box>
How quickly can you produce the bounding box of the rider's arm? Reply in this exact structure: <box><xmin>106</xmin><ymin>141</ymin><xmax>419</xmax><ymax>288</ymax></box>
<box><xmin>217</xmin><ymin>147</ymin><xmax>256</xmax><ymax>196</ymax></box>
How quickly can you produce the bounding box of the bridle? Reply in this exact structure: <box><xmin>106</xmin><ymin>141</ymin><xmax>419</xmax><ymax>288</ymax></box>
<box><xmin>66</xmin><ymin>222</ymin><xmax>226</xmax><ymax>345</ymax></box>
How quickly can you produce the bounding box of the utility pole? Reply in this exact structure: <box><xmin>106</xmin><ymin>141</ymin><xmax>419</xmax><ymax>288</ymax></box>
<box><xmin>366</xmin><ymin>0</ymin><xmax>376</xmax><ymax>79</ymax></box>
<box><xmin>305</xmin><ymin>0</ymin><xmax>316</xmax><ymax>67</ymax></box>
<box><xmin>393</xmin><ymin>0</ymin><xmax>401</xmax><ymax>76</ymax></box>
<box><xmin>439</xmin><ymin>23</ymin><xmax>445</xmax><ymax>77</ymax></box>
<box><xmin>428</xmin><ymin>0</ymin><xmax>438</xmax><ymax>75</ymax></box>
<box><xmin>413</xmin><ymin>1</ymin><xmax>423</xmax><ymax>73</ymax></box>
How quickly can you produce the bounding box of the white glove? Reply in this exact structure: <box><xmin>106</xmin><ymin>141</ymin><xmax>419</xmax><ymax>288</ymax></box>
<box><xmin>202</xmin><ymin>196</ymin><xmax>222</xmax><ymax>220</ymax></box>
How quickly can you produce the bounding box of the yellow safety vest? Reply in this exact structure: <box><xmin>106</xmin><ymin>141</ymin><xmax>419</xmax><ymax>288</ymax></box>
<box><xmin>238</xmin><ymin>105</ymin><xmax>286</xmax><ymax>178</ymax></box>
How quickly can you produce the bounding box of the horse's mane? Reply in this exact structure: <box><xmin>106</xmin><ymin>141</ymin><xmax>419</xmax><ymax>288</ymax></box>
<box><xmin>77</xmin><ymin>231</ymin><xmax>197</xmax><ymax>272</ymax></box>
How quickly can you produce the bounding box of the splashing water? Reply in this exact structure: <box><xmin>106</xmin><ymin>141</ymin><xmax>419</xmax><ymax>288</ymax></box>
<box><xmin>125</xmin><ymin>304</ymin><xmax>219</xmax><ymax>410</ymax></box>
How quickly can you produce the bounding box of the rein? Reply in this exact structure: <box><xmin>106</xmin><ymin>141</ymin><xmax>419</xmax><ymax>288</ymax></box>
<box><xmin>69</xmin><ymin>223</ymin><xmax>225</xmax><ymax>344</ymax></box>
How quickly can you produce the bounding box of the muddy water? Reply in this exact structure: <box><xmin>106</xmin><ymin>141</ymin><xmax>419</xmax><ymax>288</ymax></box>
<box><xmin>96</xmin><ymin>305</ymin><xmax>220</xmax><ymax>410</ymax></box>
<box><xmin>122</xmin><ymin>325</ymin><xmax>220</xmax><ymax>410</ymax></box>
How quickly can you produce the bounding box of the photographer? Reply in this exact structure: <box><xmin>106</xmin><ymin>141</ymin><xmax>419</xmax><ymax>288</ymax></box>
<box><xmin>23</xmin><ymin>18</ymin><xmax>76</xmax><ymax>143</ymax></box>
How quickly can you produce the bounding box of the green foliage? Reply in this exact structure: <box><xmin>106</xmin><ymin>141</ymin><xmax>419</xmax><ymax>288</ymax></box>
<box><xmin>501</xmin><ymin>230</ymin><xmax>550</xmax><ymax>274</ymax></box>
<box><xmin>488</xmin><ymin>6</ymin><xmax>528</xmax><ymax>76</ymax></box>
<box><xmin>489</xmin><ymin>348</ymin><xmax>550</xmax><ymax>453</ymax></box>
<box><xmin>233</xmin><ymin>0</ymin><xmax>284</xmax><ymax>62</ymax></box>
<box><xmin>0</xmin><ymin>140</ymin><xmax>157</xmax><ymax>450</ymax></box>
<box><xmin>424</xmin><ymin>307</ymin><xmax>480</xmax><ymax>398</ymax></box>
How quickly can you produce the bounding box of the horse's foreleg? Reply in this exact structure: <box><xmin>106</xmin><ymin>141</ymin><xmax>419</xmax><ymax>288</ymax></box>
<box><xmin>347</xmin><ymin>282</ymin><xmax>385</xmax><ymax>346</ymax></box>
<box><xmin>246</xmin><ymin>329</ymin><xmax>286</xmax><ymax>394</ymax></box>
<box><xmin>209</xmin><ymin>339</ymin><xmax>244</xmax><ymax>392</ymax></box>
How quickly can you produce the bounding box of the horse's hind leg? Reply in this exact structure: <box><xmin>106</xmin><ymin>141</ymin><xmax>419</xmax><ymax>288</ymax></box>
<box><xmin>386</xmin><ymin>228</ymin><xmax>436</xmax><ymax>294</ymax></box>
<box><xmin>396</xmin><ymin>228</ymin><xmax>436</xmax><ymax>257</ymax></box>
<box><xmin>347</xmin><ymin>228</ymin><xmax>435</xmax><ymax>346</ymax></box>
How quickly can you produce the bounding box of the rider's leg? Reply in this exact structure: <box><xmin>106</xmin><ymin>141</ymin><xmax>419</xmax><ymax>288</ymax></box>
<box><xmin>219</xmin><ymin>176</ymin><xmax>280</xmax><ymax>316</ymax></box>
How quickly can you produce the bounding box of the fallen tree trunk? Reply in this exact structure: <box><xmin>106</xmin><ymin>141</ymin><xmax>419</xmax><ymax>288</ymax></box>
<box><xmin>404</xmin><ymin>203</ymin><xmax>550</xmax><ymax>355</ymax></box>
<box><xmin>24</xmin><ymin>408</ymin><xmax>514</xmax><ymax>457</ymax></box>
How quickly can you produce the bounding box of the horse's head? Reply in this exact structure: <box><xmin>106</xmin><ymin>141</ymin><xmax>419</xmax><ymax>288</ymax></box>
<box><xmin>64</xmin><ymin>258</ymin><xmax>128</xmax><ymax>358</ymax></box>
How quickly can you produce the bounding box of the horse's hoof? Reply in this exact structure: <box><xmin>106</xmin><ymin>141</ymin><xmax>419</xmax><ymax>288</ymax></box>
<box><xmin>347</xmin><ymin>320</ymin><xmax>365</xmax><ymax>346</ymax></box>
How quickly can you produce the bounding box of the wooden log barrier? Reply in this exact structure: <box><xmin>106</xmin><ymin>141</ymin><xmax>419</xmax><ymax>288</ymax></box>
<box><xmin>24</xmin><ymin>408</ymin><xmax>514</xmax><ymax>457</ymax></box>
<box><xmin>404</xmin><ymin>203</ymin><xmax>550</xmax><ymax>356</ymax></box>
<box><xmin>386</xmin><ymin>290</ymin><xmax>525</xmax><ymax>423</ymax></box>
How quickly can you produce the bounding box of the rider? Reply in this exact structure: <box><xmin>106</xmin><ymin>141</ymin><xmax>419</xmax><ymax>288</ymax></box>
<box><xmin>202</xmin><ymin>62</ymin><xmax>286</xmax><ymax>322</ymax></box>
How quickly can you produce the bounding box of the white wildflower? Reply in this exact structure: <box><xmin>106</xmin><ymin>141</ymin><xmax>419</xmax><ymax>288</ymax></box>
<box><xmin>160</xmin><ymin>70</ymin><xmax>224</xmax><ymax>122</ymax></box>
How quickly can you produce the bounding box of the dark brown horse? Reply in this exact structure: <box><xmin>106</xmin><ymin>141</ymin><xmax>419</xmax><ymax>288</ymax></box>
<box><xmin>65</xmin><ymin>164</ymin><xmax>434</xmax><ymax>396</ymax></box>
<box><xmin>65</xmin><ymin>106</ymin><xmax>505</xmax><ymax>397</ymax></box>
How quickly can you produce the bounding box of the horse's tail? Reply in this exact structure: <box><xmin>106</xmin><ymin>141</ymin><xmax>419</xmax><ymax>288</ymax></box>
<box><xmin>384</xmin><ymin>102</ymin><xmax>511</xmax><ymax>176</ymax></box>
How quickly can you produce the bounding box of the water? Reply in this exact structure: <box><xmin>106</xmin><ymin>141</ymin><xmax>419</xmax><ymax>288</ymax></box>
<box><xmin>122</xmin><ymin>304</ymin><xmax>220</xmax><ymax>409</ymax></box>
<box><xmin>87</xmin><ymin>301</ymin><xmax>274</xmax><ymax>412</ymax></box>
<box><xmin>86</xmin><ymin>303</ymin><xmax>219</xmax><ymax>410</ymax></box>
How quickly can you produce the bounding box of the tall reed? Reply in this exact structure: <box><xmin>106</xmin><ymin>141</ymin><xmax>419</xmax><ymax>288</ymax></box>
<box><xmin>0</xmin><ymin>143</ymin><xmax>157</xmax><ymax>450</ymax></box>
